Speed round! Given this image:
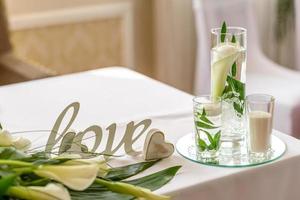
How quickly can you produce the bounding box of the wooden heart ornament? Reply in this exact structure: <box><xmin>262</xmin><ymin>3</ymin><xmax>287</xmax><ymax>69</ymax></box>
<box><xmin>143</xmin><ymin>129</ymin><xmax>174</xmax><ymax>160</ymax></box>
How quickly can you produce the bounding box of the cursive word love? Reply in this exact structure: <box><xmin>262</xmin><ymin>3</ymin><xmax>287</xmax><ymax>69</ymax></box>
<box><xmin>45</xmin><ymin>102</ymin><xmax>152</xmax><ymax>157</ymax></box>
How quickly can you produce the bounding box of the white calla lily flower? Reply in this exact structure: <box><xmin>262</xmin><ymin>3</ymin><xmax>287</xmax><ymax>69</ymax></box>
<box><xmin>0</xmin><ymin>130</ymin><xmax>32</xmax><ymax>150</ymax></box>
<box><xmin>0</xmin><ymin>130</ymin><xmax>13</xmax><ymax>146</ymax></box>
<box><xmin>8</xmin><ymin>183</ymin><xmax>71</xmax><ymax>200</ymax></box>
<box><xmin>34</xmin><ymin>163</ymin><xmax>99</xmax><ymax>191</ymax></box>
<box><xmin>211</xmin><ymin>42</ymin><xmax>241</xmax><ymax>98</ymax></box>
<box><xmin>12</xmin><ymin>137</ymin><xmax>31</xmax><ymax>150</ymax></box>
<box><xmin>63</xmin><ymin>158</ymin><xmax>109</xmax><ymax>177</ymax></box>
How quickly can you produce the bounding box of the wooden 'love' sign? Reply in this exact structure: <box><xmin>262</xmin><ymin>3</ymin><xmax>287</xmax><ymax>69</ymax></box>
<box><xmin>45</xmin><ymin>102</ymin><xmax>152</xmax><ymax>157</ymax></box>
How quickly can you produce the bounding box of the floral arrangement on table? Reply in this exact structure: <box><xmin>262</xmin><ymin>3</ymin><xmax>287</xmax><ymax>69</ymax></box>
<box><xmin>214</xmin><ymin>21</ymin><xmax>245</xmax><ymax>115</ymax></box>
<box><xmin>0</xmin><ymin>124</ymin><xmax>180</xmax><ymax>200</ymax></box>
<box><xmin>194</xmin><ymin>21</ymin><xmax>246</xmax><ymax>154</ymax></box>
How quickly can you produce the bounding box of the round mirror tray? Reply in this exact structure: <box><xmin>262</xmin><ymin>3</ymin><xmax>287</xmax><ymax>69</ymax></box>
<box><xmin>176</xmin><ymin>133</ymin><xmax>286</xmax><ymax>168</ymax></box>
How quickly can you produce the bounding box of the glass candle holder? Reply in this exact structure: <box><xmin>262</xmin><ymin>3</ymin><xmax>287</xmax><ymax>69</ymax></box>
<box><xmin>193</xmin><ymin>95</ymin><xmax>222</xmax><ymax>160</ymax></box>
<box><xmin>211</xmin><ymin>26</ymin><xmax>247</xmax><ymax>155</ymax></box>
<box><xmin>246</xmin><ymin>94</ymin><xmax>275</xmax><ymax>159</ymax></box>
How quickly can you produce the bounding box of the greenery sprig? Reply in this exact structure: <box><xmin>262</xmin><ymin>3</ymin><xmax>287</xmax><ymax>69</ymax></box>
<box><xmin>195</xmin><ymin>108</ymin><xmax>221</xmax><ymax>151</ymax></box>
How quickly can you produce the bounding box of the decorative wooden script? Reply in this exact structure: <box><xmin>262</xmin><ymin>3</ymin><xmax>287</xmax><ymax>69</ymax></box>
<box><xmin>45</xmin><ymin>102</ymin><xmax>152</xmax><ymax>157</ymax></box>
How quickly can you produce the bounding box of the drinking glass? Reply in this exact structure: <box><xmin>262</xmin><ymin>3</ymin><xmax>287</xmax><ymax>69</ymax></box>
<box><xmin>211</xmin><ymin>26</ymin><xmax>247</xmax><ymax>155</ymax></box>
<box><xmin>246</xmin><ymin>94</ymin><xmax>274</xmax><ymax>159</ymax></box>
<box><xmin>193</xmin><ymin>95</ymin><xmax>222</xmax><ymax>160</ymax></box>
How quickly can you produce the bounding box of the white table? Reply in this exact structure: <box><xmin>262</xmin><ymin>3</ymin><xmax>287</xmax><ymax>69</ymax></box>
<box><xmin>1</xmin><ymin>67</ymin><xmax>300</xmax><ymax>200</ymax></box>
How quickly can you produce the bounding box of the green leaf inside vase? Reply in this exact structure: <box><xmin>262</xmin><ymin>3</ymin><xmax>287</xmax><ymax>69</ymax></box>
<box><xmin>221</xmin><ymin>21</ymin><xmax>227</xmax><ymax>42</ymax></box>
<box><xmin>231</xmin><ymin>34</ymin><xmax>237</xmax><ymax>77</ymax></box>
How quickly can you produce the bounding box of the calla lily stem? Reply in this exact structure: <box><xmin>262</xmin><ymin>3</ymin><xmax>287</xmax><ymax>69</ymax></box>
<box><xmin>13</xmin><ymin>167</ymin><xmax>35</xmax><ymax>174</ymax></box>
<box><xmin>95</xmin><ymin>178</ymin><xmax>170</xmax><ymax>200</ymax></box>
<box><xmin>0</xmin><ymin>160</ymin><xmax>33</xmax><ymax>167</ymax></box>
<box><xmin>7</xmin><ymin>186</ymin><xmax>31</xmax><ymax>200</ymax></box>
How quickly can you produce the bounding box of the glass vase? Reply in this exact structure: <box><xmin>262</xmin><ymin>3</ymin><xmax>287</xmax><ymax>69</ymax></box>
<box><xmin>210</xmin><ymin>26</ymin><xmax>247</xmax><ymax>156</ymax></box>
<box><xmin>193</xmin><ymin>95</ymin><xmax>222</xmax><ymax>161</ymax></box>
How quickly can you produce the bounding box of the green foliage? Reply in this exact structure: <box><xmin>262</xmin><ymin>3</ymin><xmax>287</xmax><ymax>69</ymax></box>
<box><xmin>231</xmin><ymin>34</ymin><xmax>236</xmax><ymax>43</ymax></box>
<box><xmin>197</xmin><ymin>109</ymin><xmax>213</xmax><ymax>125</ymax></box>
<box><xmin>231</xmin><ymin>34</ymin><xmax>237</xmax><ymax>76</ymax></box>
<box><xmin>105</xmin><ymin>160</ymin><xmax>158</xmax><ymax>181</ymax></box>
<box><xmin>0</xmin><ymin>147</ymin><xmax>28</xmax><ymax>160</ymax></box>
<box><xmin>231</xmin><ymin>62</ymin><xmax>237</xmax><ymax>77</ymax></box>
<box><xmin>0</xmin><ymin>150</ymin><xmax>179</xmax><ymax>199</ymax></box>
<box><xmin>125</xmin><ymin>165</ymin><xmax>181</xmax><ymax>190</ymax></box>
<box><xmin>0</xmin><ymin>174</ymin><xmax>16</xmax><ymax>196</ymax></box>
<box><xmin>197</xmin><ymin>138</ymin><xmax>207</xmax><ymax>151</ymax></box>
<box><xmin>222</xmin><ymin>75</ymin><xmax>245</xmax><ymax>115</ymax></box>
<box><xmin>195</xmin><ymin>109</ymin><xmax>221</xmax><ymax>151</ymax></box>
<box><xmin>196</xmin><ymin>121</ymin><xmax>218</xmax><ymax>129</ymax></box>
<box><xmin>214</xmin><ymin>131</ymin><xmax>221</xmax><ymax>149</ymax></box>
<box><xmin>221</xmin><ymin>21</ymin><xmax>227</xmax><ymax>42</ymax></box>
<box><xmin>71</xmin><ymin>166</ymin><xmax>181</xmax><ymax>200</ymax></box>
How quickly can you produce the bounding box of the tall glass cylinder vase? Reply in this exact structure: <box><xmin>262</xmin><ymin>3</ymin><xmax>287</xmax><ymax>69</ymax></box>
<box><xmin>210</xmin><ymin>27</ymin><xmax>247</xmax><ymax>156</ymax></box>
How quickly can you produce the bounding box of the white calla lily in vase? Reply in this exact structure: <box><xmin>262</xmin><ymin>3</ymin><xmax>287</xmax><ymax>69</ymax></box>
<box><xmin>211</xmin><ymin>42</ymin><xmax>241</xmax><ymax>98</ymax></box>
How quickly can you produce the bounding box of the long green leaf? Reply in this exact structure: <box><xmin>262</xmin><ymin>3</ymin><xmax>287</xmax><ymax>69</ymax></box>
<box><xmin>231</xmin><ymin>34</ymin><xmax>237</xmax><ymax>76</ymax></box>
<box><xmin>125</xmin><ymin>166</ymin><xmax>181</xmax><ymax>189</ymax></box>
<box><xmin>234</xmin><ymin>102</ymin><xmax>244</xmax><ymax>115</ymax></box>
<box><xmin>214</xmin><ymin>131</ymin><xmax>221</xmax><ymax>149</ymax></box>
<box><xmin>227</xmin><ymin>76</ymin><xmax>245</xmax><ymax>100</ymax></box>
<box><xmin>70</xmin><ymin>166</ymin><xmax>181</xmax><ymax>200</ymax></box>
<box><xmin>231</xmin><ymin>62</ymin><xmax>237</xmax><ymax>77</ymax></box>
<box><xmin>197</xmin><ymin>138</ymin><xmax>207</xmax><ymax>151</ymax></box>
<box><xmin>199</xmin><ymin>129</ymin><xmax>215</xmax><ymax>147</ymax></box>
<box><xmin>197</xmin><ymin>109</ymin><xmax>214</xmax><ymax>125</ymax></box>
<box><xmin>196</xmin><ymin>121</ymin><xmax>218</xmax><ymax>129</ymax></box>
<box><xmin>105</xmin><ymin>160</ymin><xmax>159</xmax><ymax>181</ymax></box>
<box><xmin>196</xmin><ymin>113</ymin><xmax>213</xmax><ymax>125</ymax></box>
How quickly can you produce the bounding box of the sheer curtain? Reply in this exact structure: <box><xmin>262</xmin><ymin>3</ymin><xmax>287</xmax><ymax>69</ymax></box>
<box><xmin>153</xmin><ymin>0</ymin><xmax>196</xmax><ymax>93</ymax></box>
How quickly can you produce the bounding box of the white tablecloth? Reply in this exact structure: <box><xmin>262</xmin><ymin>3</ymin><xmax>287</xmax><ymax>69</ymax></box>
<box><xmin>1</xmin><ymin>67</ymin><xmax>300</xmax><ymax>200</ymax></box>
